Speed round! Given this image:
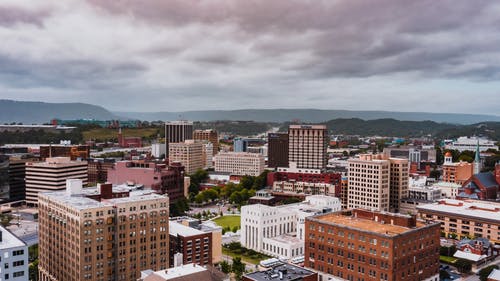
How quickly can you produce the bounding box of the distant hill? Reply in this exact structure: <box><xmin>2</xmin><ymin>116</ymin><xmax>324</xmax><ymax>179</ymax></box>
<box><xmin>115</xmin><ymin>109</ymin><xmax>500</xmax><ymax>125</ymax></box>
<box><xmin>0</xmin><ymin>100</ymin><xmax>118</xmax><ymax>124</ymax></box>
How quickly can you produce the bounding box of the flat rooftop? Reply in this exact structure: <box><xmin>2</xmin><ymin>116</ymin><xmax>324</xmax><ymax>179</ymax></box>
<box><xmin>143</xmin><ymin>263</ymin><xmax>206</xmax><ymax>279</ymax></box>
<box><xmin>417</xmin><ymin>199</ymin><xmax>500</xmax><ymax>222</ymax></box>
<box><xmin>244</xmin><ymin>263</ymin><xmax>315</xmax><ymax>281</ymax></box>
<box><xmin>41</xmin><ymin>185</ymin><xmax>167</xmax><ymax>211</ymax></box>
<box><xmin>169</xmin><ymin>221</ymin><xmax>205</xmax><ymax>237</ymax></box>
<box><xmin>0</xmin><ymin>225</ymin><xmax>26</xmax><ymax>250</ymax></box>
<box><xmin>311</xmin><ymin>212</ymin><xmax>426</xmax><ymax>237</ymax></box>
<box><xmin>266</xmin><ymin>234</ymin><xmax>302</xmax><ymax>244</ymax></box>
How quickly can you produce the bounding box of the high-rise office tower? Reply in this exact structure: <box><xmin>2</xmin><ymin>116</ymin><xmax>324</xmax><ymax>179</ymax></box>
<box><xmin>25</xmin><ymin>157</ymin><xmax>87</xmax><ymax>206</ymax></box>
<box><xmin>347</xmin><ymin>154</ymin><xmax>408</xmax><ymax>212</ymax></box>
<box><xmin>288</xmin><ymin>125</ymin><xmax>328</xmax><ymax>171</ymax></box>
<box><xmin>38</xmin><ymin>180</ymin><xmax>170</xmax><ymax>281</ymax></box>
<box><xmin>165</xmin><ymin>121</ymin><xmax>193</xmax><ymax>158</ymax></box>
<box><xmin>267</xmin><ymin>133</ymin><xmax>289</xmax><ymax>169</ymax></box>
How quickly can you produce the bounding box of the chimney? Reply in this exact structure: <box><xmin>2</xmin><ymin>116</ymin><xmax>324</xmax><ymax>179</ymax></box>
<box><xmin>98</xmin><ymin>183</ymin><xmax>113</xmax><ymax>199</ymax></box>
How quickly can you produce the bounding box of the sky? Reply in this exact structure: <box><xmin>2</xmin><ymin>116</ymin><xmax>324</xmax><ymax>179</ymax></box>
<box><xmin>0</xmin><ymin>0</ymin><xmax>499</xmax><ymax>115</ymax></box>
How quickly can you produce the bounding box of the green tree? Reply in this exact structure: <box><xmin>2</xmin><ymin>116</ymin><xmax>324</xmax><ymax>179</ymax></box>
<box><xmin>232</xmin><ymin>257</ymin><xmax>245</xmax><ymax>280</ymax></box>
<box><xmin>455</xmin><ymin>259</ymin><xmax>472</xmax><ymax>273</ymax></box>
<box><xmin>479</xmin><ymin>265</ymin><xmax>499</xmax><ymax>281</ymax></box>
<box><xmin>232</xmin><ymin>226</ymin><xmax>239</xmax><ymax>233</ymax></box>
<box><xmin>239</xmin><ymin>176</ymin><xmax>254</xmax><ymax>190</ymax></box>
<box><xmin>29</xmin><ymin>260</ymin><xmax>39</xmax><ymax>281</ymax></box>
<box><xmin>0</xmin><ymin>214</ymin><xmax>12</xmax><ymax>227</ymax></box>
<box><xmin>439</xmin><ymin>269</ymin><xmax>450</xmax><ymax>280</ymax></box>
<box><xmin>220</xmin><ymin>260</ymin><xmax>231</xmax><ymax>274</ymax></box>
<box><xmin>194</xmin><ymin>193</ymin><xmax>206</xmax><ymax>204</ymax></box>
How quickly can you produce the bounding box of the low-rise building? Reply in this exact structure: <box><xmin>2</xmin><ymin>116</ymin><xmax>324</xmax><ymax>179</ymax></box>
<box><xmin>169</xmin><ymin>221</ymin><xmax>214</xmax><ymax>267</ymax></box>
<box><xmin>214</xmin><ymin>152</ymin><xmax>265</xmax><ymax>176</ymax></box>
<box><xmin>306</xmin><ymin>209</ymin><xmax>440</xmax><ymax>281</ymax></box>
<box><xmin>417</xmin><ymin>199</ymin><xmax>500</xmax><ymax>244</ymax></box>
<box><xmin>0</xmin><ymin>226</ymin><xmax>29</xmax><ymax>281</ymax></box>
<box><xmin>242</xmin><ymin>263</ymin><xmax>317</xmax><ymax>281</ymax></box>
<box><xmin>139</xmin><ymin>263</ymin><xmax>228</xmax><ymax>281</ymax></box>
<box><xmin>241</xmin><ymin>195</ymin><xmax>341</xmax><ymax>259</ymax></box>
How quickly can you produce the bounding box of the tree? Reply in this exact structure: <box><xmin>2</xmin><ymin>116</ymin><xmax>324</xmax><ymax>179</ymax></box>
<box><xmin>455</xmin><ymin>259</ymin><xmax>472</xmax><ymax>273</ymax></box>
<box><xmin>439</xmin><ymin>269</ymin><xmax>450</xmax><ymax>280</ymax></box>
<box><xmin>220</xmin><ymin>260</ymin><xmax>231</xmax><ymax>274</ymax></box>
<box><xmin>429</xmin><ymin>169</ymin><xmax>440</xmax><ymax>180</ymax></box>
<box><xmin>0</xmin><ymin>214</ymin><xmax>12</xmax><ymax>227</ymax></box>
<box><xmin>232</xmin><ymin>226</ymin><xmax>239</xmax><ymax>233</ymax></box>
<box><xmin>232</xmin><ymin>257</ymin><xmax>245</xmax><ymax>280</ymax></box>
<box><xmin>479</xmin><ymin>265</ymin><xmax>499</xmax><ymax>281</ymax></box>
<box><xmin>239</xmin><ymin>176</ymin><xmax>254</xmax><ymax>190</ymax></box>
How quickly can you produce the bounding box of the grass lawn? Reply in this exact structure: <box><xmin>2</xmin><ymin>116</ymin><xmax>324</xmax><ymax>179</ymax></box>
<box><xmin>222</xmin><ymin>248</ymin><xmax>270</xmax><ymax>265</ymax></box>
<box><xmin>82</xmin><ymin>128</ymin><xmax>160</xmax><ymax>141</ymax></box>
<box><xmin>440</xmin><ymin>255</ymin><xmax>457</xmax><ymax>264</ymax></box>
<box><xmin>212</xmin><ymin>215</ymin><xmax>241</xmax><ymax>229</ymax></box>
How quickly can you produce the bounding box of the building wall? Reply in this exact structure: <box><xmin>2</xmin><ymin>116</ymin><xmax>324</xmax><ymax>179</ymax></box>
<box><xmin>169</xmin><ymin>141</ymin><xmax>204</xmax><ymax>175</ymax></box>
<box><xmin>165</xmin><ymin>121</ymin><xmax>193</xmax><ymax>158</ymax></box>
<box><xmin>267</xmin><ymin>133</ymin><xmax>289</xmax><ymax>169</ymax></box>
<box><xmin>0</xmin><ymin>227</ymin><xmax>29</xmax><ymax>281</ymax></box>
<box><xmin>443</xmin><ymin>162</ymin><xmax>473</xmax><ymax>185</ymax></box>
<box><xmin>38</xmin><ymin>189</ymin><xmax>170</xmax><ymax>281</ymax></box>
<box><xmin>169</xmin><ymin>232</ymin><xmax>212</xmax><ymax>267</ymax></box>
<box><xmin>193</xmin><ymin>129</ymin><xmax>219</xmax><ymax>156</ymax></box>
<box><xmin>288</xmin><ymin>125</ymin><xmax>328</xmax><ymax>171</ymax></box>
<box><xmin>214</xmin><ymin>152</ymin><xmax>265</xmax><ymax>176</ymax></box>
<box><xmin>305</xmin><ymin>211</ymin><xmax>440</xmax><ymax>281</ymax></box>
<box><xmin>25</xmin><ymin>158</ymin><xmax>88</xmax><ymax>206</ymax></box>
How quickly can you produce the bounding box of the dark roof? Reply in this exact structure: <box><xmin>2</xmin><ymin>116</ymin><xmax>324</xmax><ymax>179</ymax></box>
<box><xmin>244</xmin><ymin>264</ymin><xmax>316</xmax><ymax>281</ymax></box>
<box><xmin>474</xmin><ymin>172</ymin><xmax>498</xmax><ymax>188</ymax></box>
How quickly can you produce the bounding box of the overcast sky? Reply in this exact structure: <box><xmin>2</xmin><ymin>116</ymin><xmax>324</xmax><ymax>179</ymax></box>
<box><xmin>0</xmin><ymin>0</ymin><xmax>499</xmax><ymax>114</ymax></box>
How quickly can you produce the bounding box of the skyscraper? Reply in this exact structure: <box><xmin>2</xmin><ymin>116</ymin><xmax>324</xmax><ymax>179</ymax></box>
<box><xmin>267</xmin><ymin>133</ymin><xmax>289</xmax><ymax>169</ymax></box>
<box><xmin>38</xmin><ymin>180</ymin><xmax>170</xmax><ymax>281</ymax></box>
<box><xmin>288</xmin><ymin>125</ymin><xmax>328</xmax><ymax>171</ymax></box>
<box><xmin>165</xmin><ymin>121</ymin><xmax>193</xmax><ymax>158</ymax></box>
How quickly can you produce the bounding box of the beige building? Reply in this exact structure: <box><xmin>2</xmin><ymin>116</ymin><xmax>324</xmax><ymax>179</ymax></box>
<box><xmin>25</xmin><ymin>157</ymin><xmax>87</xmax><ymax>206</ymax></box>
<box><xmin>169</xmin><ymin>140</ymin><xmax>204</xmax><ymax>175</ymax></box>
<box><xmin>442</xmin><ymin>152</ymin><xmax>473</xmax><ymax>185</ymax></box>
<box><xmin>193</xmin><ymin>129</ymin><xmax>219</xmax><ymax>155</ymax></box>
<box><xmin>272</xmin><ymin>181</ymin><xmax>336</xmax><ymax>196</ymax></box>
<box><xmin>288</xmin><ymin>125</ymin><xmax>328</xmax><ymax>171</ymax></box>
<box><xmin>417</xmin><ymin>199</ymin><xmax>500</xmax><ymax>245</ymax></box>
<box><xmin>214</xmin><ymin>152</ymin><xmax>265</xmax><ymax>176</ymax></box>
<box><xmin>348</xmin><ymin>154</ymin><xmax>408</xmax><ymax>212</ymax></box>
<box><xmin>38</xmin><ymin>180</ymin><xmax>170</xmax><ymax>281</ymax></box>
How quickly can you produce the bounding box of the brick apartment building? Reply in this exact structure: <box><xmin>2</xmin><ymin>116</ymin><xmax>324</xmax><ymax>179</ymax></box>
<box><xmin>40</xmin><ymin>145</ymin><xmax>90</xmax><ymax>160</ymax></box>
<box><xmin>87</xmin><ymin>158</ymin><xmax>115</xmax><ymax>185</ymax></box>
<box><xmin>267</xmin><ymin>171</ymin><xmax>342</xmax><ymax>197</ymax></box>
<box><xmin>169</xmin><ymin>221</ymin><xmax>213</xmax><ymax>267</ymax></box>
<box><xmin>305</xmin><ymin>209</ymin><xmax>440</xmax><ymax>281</ymax></box>
<box><xmin>193</xmin><ymin>129</ymin><xmax>219</xmax><ymax>155</ymax></box>
<box><xmin>267</xmin><ymin>133</ymin><xmax>289</xmax><ymax>169</ymax></box>
<box><xmin>38</xmin><ymin>180</ymin><xmax>170</xmax><ymax>281</ymax></box>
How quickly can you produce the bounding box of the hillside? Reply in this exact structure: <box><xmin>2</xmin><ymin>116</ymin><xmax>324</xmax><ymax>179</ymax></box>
<box><xmin>0</xmin><ymin>100</ymin><xmax>118</xmax><ymax>124</ymax></box>
<box><xmin>115</xmin><ymin>109</ymin><xmax>500</xmax><ymax>125</ymax></box>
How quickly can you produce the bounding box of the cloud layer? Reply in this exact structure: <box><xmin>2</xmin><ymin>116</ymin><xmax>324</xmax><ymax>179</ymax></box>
<box><xmin>0</xmin><ymin>0</ymin><xmax>499</xmax><ymax>114</ymax></box>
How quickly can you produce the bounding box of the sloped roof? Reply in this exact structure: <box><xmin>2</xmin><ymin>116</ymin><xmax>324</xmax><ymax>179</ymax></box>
<box><xmin>488</xmin><ymin>269</ymin><xmax>500</xmax><ymax>281</ymax></box>
<box><xmin>474</xmin><ymin>172</ymin><xmax>498</xmax><ymax>188</ymax></box>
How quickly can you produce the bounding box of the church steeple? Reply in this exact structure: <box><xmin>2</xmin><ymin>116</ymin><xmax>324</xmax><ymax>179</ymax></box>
<box><xmin>474</xmin><ymin>140</ymin><xmax>480</xmax><ymax>174</ymax></box>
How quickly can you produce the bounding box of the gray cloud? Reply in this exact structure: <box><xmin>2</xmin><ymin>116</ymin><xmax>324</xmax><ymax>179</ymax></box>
<box><xmin>0</xmin><ymin>0</ymin><xmax>498</xmax><ymax>114</ymax></box>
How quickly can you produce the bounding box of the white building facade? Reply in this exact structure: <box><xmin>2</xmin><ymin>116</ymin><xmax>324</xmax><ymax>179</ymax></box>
<box><xmin>240</xmin><ymin>195</ymin><xmax>341</xmax><ymax>259</ymax></box>
<box><xmin>214</xmin><ymin>152</ymin><xmax>265</xmax><ymax>176</ymax></box>
<box><xmin>0</xmin><ymin>226</ymin><xmax>29</xmax><ymax>281</ymax></box>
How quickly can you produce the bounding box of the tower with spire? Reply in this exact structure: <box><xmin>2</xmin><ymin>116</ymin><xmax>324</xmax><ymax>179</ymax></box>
<box><xmin>474</xmin><ymin>140</ymin><xmax>481</xmax><ymax>174</ymax></box>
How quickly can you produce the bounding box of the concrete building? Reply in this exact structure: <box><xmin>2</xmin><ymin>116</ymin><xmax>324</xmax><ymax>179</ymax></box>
<box><xmin>165</xmin><ymin>121</ymin><xmax>193</xmax><ymax>158</ymax></box>
<box><xmin>400</xmin><ymin>177</ymin><xmax>442</xmax><ymax>215</ymax></box>
<box><xmin>87</xmin><ymin>158</ymin><xmax>115</xmax><ymax>186</ymax></box>
<box><xmin>267</xmin><ymin>171</ymin><xmax>342</xmax><ymax>197</ymax></box>
<box><xmin>242</xmin><ymin>263</ymin><xmax>317</xmax><ymax>281</ymax></box>
<box><xmin>193</xmin><ymin>129</ymin><xmax>219</xmax><ymax>155</ymax></box>
<box><xmin>169</xmin><ymin>140</ymin><xmax>204</xmax><ymax>175</ymax></box>
<box><xmin>169</xmin><ymin>221</ymin><xmax>213</xmax><ymax>267</ymax></box>
<box><xmin>0</xmin><ymin>225</ymin><xmax>29</xmax><ymax>281</ymax></box>
<box><xmin>442</xmin><ymin>152</ymin><xmax>473</xmax><ymax>185</ymax></box>
<box><xmin>139</xmin><ymin>263</ymin><xmax>228</xmax><ymax>281</ymax></box>
<box><xmin>383</xmin><ymin>146</ymin><xmax>437</xmax><ymax>163</ymax></box>
<box><xmin>38</xmin><ymin>180</ymin><xmax>170</xmax><ymax>281</ymax></box>
<box><xmin>267</xmin><ymin>133</ymin><xmax>289</xmax><ymax>169</ymax></box>
<box><xmin>272</xmin><ymin>181</ymin><xmax>337</xmax><ymax>197</ymax></box>
<box><xmin>214</xmin><ymin>152</ymin><xmax>265</xmax><ymax>176</ymax></box>
<box><xmin>347</xmin><ymin>154</ymin><xmax>409</xmax><ymax>212</ymax></box>
<box><xmin>107</xmin><ymin>160</ymin><xmax>186</xmax><ymax>203</ymax></box>
<box><xmin>444</xmin><ymin>136</ymin><xmax>497</xmax><ymax>152</ymax></box>
<box><xmin>25</xmin><ymin>157</ymin><xmax>88</xmax><ymax>206</ymax></box>
<box><xmin>40</xmin><ymin>145</ymin><xmax>90</xmax><ymax>160</ymax></box>
<box><xmin>288</xmin><ymin>125</ymin><xmax>328</xmax><ymax>171</ymax></box>
<box><xmin>306</xmin><ymin>209</ymin><xmax>440</xmax><ymax>281</ymax></box>
<box><xmin>432</xmin><ymin>181</ymin><xmax>461</xmax><ymax>199</ymax></box>
<box><xmin>202</xmin><ymin>142</ymin><xmax>214</xmax><ymax>169</ymax></box>
<box><xmin>240</xmin><ymin>195</ymin><xmax>341</xmax><ymax>259</ymax></box>
<box><xmin>151</xmin><ymin>143</ymin><xmax>166</xmax><ymax>158</ymax></box>
<box><xmin>417</xmin><ymin>199</ymin><xmax>500</xmax><ymax>244</ymax></box>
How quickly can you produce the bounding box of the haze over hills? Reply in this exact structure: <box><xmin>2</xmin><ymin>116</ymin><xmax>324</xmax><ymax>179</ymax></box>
<box><xmin>0</xmin><ymin>100</ymin><xmax>118</xmax><ymax>124</ymax></box>
<box><xmin>0</xmin><ymin>99</ymin><xmax>499</xmax><ymax>125</ymax></box>
<box><xmin>115</xmin><ymin>109</ymin><xmax>500</xmax><ymax>125</ymax></box>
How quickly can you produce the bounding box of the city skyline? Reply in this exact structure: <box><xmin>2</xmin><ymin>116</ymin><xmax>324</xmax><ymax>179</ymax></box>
<box><xmin>0</xmin><ymin>0</ymin><xmax>499</xmax><ymax>114</ymax></box>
